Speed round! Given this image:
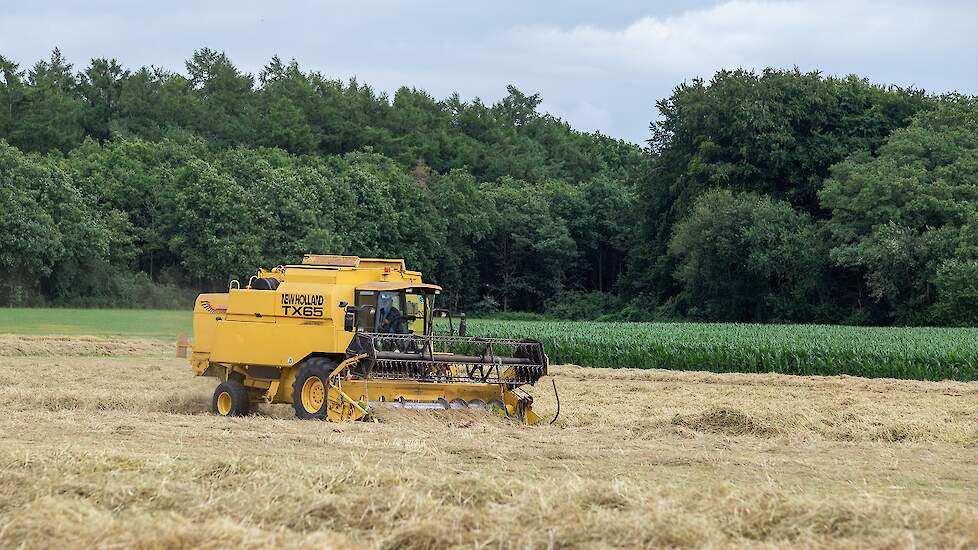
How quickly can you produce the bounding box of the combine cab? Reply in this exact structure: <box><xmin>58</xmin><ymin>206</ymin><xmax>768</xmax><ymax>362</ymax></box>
<box><xmin>189</xmin><ymin>255</ymin><xmax>549</xmax><ymax>423</ymax></box>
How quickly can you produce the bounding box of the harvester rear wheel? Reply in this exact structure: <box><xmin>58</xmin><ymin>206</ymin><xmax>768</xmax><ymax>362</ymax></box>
<box><xmin>211</xmin><ymin>380</ymin><xmax>250</xmax><ymax>417</ymax></box>
<box><xmin>292</xmin><ymin>358</ymin><xmax>336</xmax><ymax>420</ymax></box>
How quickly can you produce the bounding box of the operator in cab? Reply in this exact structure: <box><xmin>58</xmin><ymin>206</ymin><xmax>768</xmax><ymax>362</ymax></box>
<box><xmin>378</xmin><ymin>294</ymin><xmax>405</xmax><ymax>334</ymax></box>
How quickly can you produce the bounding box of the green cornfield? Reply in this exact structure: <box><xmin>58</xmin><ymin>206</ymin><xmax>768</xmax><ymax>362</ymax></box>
<box><xmin>464</xmin><ymin>320</ymin><xmax>978</xmax><ymax>381</ymax></box>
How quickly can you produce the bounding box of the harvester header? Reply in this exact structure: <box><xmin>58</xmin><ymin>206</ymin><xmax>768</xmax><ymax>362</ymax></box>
<box><xmin>189</xmin><ymin>255</ymin><xmax>549</xmax><ymax>423</ymax></box>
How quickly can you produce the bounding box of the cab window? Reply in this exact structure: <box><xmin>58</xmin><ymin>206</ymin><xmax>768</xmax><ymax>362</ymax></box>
<box><xmin>355</xmin><ymin>289</ymin><xmax>432</xmax><ymax>334</ymax></box>
<box><xmin>376</xmin><ymin>291</ymin><xmax>404</xmax><ymax>333</ymax></box>
<box><xmin>355</xmin><ymin>291</ymin><xmax>378</xmax><ymax>331</ymax></box>
<box><xmin>404</xmin><ymin>293</ymin><xmax>426</xmax><ymax>334</ymax></box>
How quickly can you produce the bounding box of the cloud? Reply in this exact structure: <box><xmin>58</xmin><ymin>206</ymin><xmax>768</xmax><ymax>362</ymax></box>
<box><xmin>493</xmin><ymin>0</ymin><xmax>977</xmax><ymax>141</ymax></box>
<box><xmin>507</xmin><ymin>0</ymin><xmax>975</xmax><ymax>77</ymax></box>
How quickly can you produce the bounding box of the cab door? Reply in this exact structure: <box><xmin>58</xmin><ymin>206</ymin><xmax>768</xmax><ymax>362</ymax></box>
<box><xmin>404</xmin><ymin>293</ymin><xmax>426</xmax><ymax>335</ymax></box>
<box><xmin>355</xmin><ymin>290</ymin><xmax>379</xmax><ymax>332</ymax></box>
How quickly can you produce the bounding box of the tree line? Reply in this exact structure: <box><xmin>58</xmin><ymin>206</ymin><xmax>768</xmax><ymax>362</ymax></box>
<box><xmin>1</xmin><ymin>49</ymin><xmax>976</xmax><ymax>325</ymax></box>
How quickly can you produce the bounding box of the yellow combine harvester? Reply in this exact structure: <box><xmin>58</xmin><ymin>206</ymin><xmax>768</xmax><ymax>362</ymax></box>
<box><xmin>189</xmin><ymin>254</ymin><xmax>549</xmax><ymax>423</ymax></box>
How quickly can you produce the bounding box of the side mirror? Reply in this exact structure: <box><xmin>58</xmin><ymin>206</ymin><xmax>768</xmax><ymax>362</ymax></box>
<box><xmin>344</xmin><ymin>309</ymin><xmax>355</xmax><ymax>332</ymax></box>
<box><xmin>458</xmin><ymin>313</ymin><xmax>467</xmax><ymax>337</ymax></box>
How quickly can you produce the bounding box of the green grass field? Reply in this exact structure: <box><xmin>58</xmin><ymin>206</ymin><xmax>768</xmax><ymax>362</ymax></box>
<box><xmin>0</xmin><ymin>308</ymin><xmax>191</xmax><ymax>339</ymax></box>
<box><xmin>3</xmin><ymin>308</ymin><xmax>977</xmax><ymax>381</ymax></box>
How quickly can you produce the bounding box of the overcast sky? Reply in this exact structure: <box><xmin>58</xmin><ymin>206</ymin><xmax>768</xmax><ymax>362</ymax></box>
<box><xmin>2</xmin><ymin>0</ymin><xmax>976</xmax><ymax>144</ymax></box>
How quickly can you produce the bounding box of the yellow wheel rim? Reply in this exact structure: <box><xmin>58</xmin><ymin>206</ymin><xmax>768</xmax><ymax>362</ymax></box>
<box><xmin>301</xmin><ymin>377</ymin><xmax>326</xmax><ymax>413</ymax></box>
<box><xmin>217</xmin><ymin>391</ymin><xmax>232</xmax><ymax>415</ymax></box>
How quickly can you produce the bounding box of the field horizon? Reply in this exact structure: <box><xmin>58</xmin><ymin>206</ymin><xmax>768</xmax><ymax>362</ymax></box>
<box><xmin>2</xmin><ymin>308</ymin><xmax>977</xmax><ymax>381</ymax></box>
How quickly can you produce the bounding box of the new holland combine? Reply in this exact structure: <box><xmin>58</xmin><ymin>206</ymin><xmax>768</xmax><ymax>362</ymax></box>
<box><xmin>188</xmin><ymin>255</ymin><xmax>549</xmax><ymax>423</ymax></box>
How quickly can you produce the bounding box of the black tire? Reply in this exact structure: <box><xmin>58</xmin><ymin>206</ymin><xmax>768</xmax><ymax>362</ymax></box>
<box><xmin>212</xmin><ymin>380</ymin><xmax>250</xmax><ymax>417</ymax></box>
<box><xmin>292</xmin><ymin>357</ymin><xmax>337</xmax><ymax>420</ymax></box>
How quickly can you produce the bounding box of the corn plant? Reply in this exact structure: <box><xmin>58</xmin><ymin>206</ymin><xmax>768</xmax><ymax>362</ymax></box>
<box><xmin>464</xmin><ymin>320</ymin><xmax>978</xmax><ymax>381</ymax></box>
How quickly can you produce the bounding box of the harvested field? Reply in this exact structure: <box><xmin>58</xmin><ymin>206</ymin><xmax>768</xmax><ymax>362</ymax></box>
<box><xmin>1</xmin><ymin>336</ymin><xmax>977</xmax><ymax>548</ymax></box>
<box><xmin>0</xmin><ymin>334</ymin><xmax>171</xmax><ymax>357</ymax></box>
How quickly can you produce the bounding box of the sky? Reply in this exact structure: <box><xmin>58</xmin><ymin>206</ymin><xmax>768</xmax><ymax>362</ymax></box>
<box><xmin>1</xmin><ymin>0</ymin><xmax>976</xmax><ymax>144</ymax></box>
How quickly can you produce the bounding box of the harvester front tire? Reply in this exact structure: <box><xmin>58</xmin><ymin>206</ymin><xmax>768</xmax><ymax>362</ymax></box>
<box><xmin>212</xmin><ymin>380</ymin><xmax>250</xmax><ymax>417</ymax></box>
<box><xmin>292</xmin><ymin>358</ymin><xmax>336</xmax><ymax>420</ymax></box>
